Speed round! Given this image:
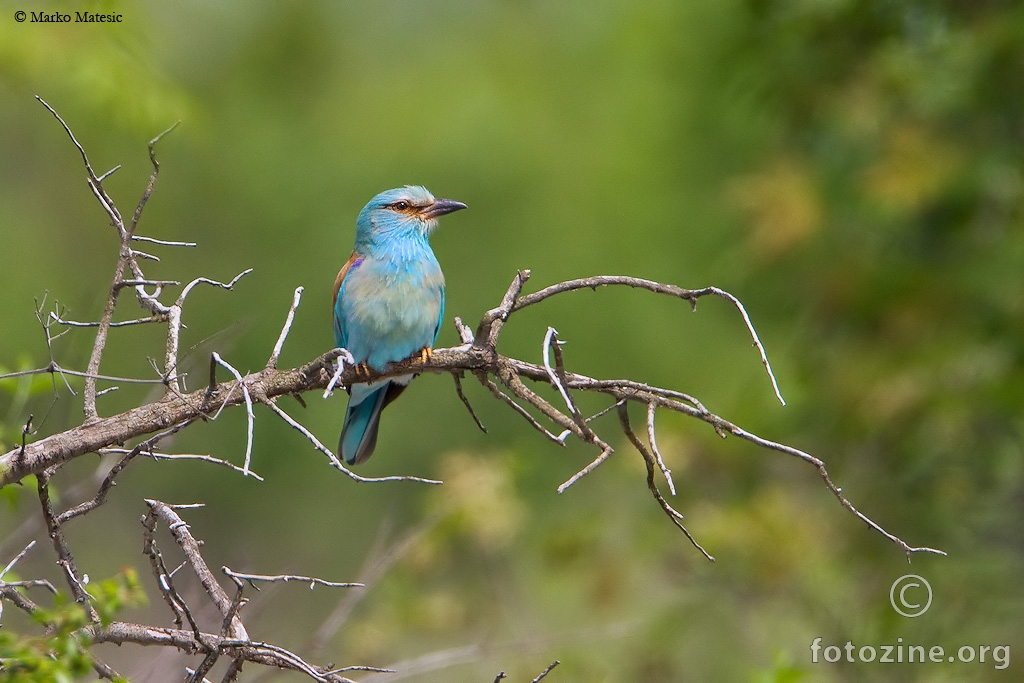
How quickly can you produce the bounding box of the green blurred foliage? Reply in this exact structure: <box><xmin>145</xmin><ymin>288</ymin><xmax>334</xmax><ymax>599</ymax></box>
<box><xmin>0</xmin><ymin>0</ymin><xmax>1021</xmax><ymax>681</ymax></box>
<box><xmin>0</xmin><ymin>569</ymin><xmax>142</xmax><ymax>683</ymax></box>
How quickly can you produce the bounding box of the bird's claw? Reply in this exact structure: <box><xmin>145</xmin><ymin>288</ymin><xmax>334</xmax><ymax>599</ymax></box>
<box><xmin>419</xmin><ymin>347</ymin><xmax>432</xmax><ymax>363</ymax></box>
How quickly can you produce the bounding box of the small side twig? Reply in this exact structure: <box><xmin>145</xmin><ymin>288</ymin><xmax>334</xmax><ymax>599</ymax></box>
<box><xmin>37</xmin><ymin>469</ymin><xmax>100</xmax><ymax>621</ymax></box>
<box><xmin>131</xmin><ymin>234</ymin><xmax>197</xmax><ymax>247</ymax></box>
<box><xmin>266</xmin><ymin>400</ymin><xmax>442</xmax><ymax>485</ymax></box>
<box><xmin>646</xmin><ymin>403</ymin><xmax>676</xmax><ymax>496</ymax></box>
<box><xmin>1</xmin><ymin>540</ymin><xmax>38</xmax><ymax>581</ymax></box>
<box><xmin>58</xmin><ymin>422</ymin><xmax>193</xmax><ymax>524</ymax></box>
<box><xmin>453</xmin><ymin>372</ymin><xmax>487</xmax><ymax>433</ymax></box>
<box><xmin>211</xmin><ymin>353</ymin><xmax>255</xmax><ymax>477</ymax></box>
<box><xmin>532</xmin><ymin>660</ymin><xmax>560</xmax><ymax>682</ymax></box>
<box><xmin>323</xmin><ymin>348</ymin><xmax>356</xmax><ymax>397</ymax></box>
<box><xmin>222</xmin><ymin>567</ymin><xmax>362</xmax><ymax>591</ymax></box>
<box><xmin>618</xmin><ymin>403</ymin><xmax>714</xmax><ymax>562</ymax></box>
<box><xmin>145</xmin><ymin>499</ymin><xmax>249</xmax><ymax>640</ymax></box>
<box><xmin>99</xmin><ymin>448</ymin><xmax>264</xmax><ymax>481</ymax></box>
<box><xmin>268</xmin><ymin>286</ymin><xmax>304</xmax><ymax>369</ymax></box>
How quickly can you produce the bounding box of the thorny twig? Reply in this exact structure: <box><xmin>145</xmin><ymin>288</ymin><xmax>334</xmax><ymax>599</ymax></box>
<box><xmin>493</xmin><ymin>661</ymin><xmax>561</xmax><ymax>683</ymax></box>
<box><xmin>221</xmin><ymin>567</ymin><xmax>362</xmax><ymax>591</ymax></box>
<box><xmin>0</xmin><ymin>541</ymin><xmax>58</xmax><ymax>623</ymax></box>
<box><xmin>211</xmin><ymin>353</ymin><xmax>255</xmax><ymax>477</ymax></box>
<box><xmin>265</xmin><ymin>399</ymin><xmax>442</xmax><ymax>485</ymax></box>
<box><xmin>36</xmin><ymin>469</ymin><xmax>100</xmax><ymax>622</ymax></box>
<box><xmin>268</xmin><ymin>286</ymin><xmax>304</xmax><ymax>369</ymax></box>
<box><xmin>532</xmin><ymin>661</ymin><xmax>561</xmax><ymax>682</ymax></box>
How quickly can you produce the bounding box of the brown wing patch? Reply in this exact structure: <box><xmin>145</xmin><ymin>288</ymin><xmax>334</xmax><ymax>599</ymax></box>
<box><xmin>333</xmin><ymin>252</ymin><xmax>364</xmax><ymax>308</ymax></box>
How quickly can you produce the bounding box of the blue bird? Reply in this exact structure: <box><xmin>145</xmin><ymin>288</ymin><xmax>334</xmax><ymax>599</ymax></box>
<box><xmin>333</xmin><ymin>186</ymin><xmax>466</xmax><ymax>465</ymax></box>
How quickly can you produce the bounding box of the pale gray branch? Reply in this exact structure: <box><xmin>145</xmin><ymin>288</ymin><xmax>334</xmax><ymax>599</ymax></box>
<box><xmin>221</xmin><ymin>567</ymin><xmax>362</xmax><ymax>590</ymax></box>
<box><xmin>269</xmin><ymin>286</ymin><xmax>304</xmax><ymax>369</ymax></box>
<box><xmin>211</xmin><ymin>352</ymin><xmax>255</xmax><ymax>477</ymax></box>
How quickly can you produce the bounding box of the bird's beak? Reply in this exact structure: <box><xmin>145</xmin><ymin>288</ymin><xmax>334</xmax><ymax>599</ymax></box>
<box><xmin>421</xmin><ymin>198</ymin><xmax>467</xmax><ymax>219</ymax></box>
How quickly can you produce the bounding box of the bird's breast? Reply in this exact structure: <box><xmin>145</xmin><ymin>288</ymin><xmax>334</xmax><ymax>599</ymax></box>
<box><xmin>340</xmin><ymin>255</ymin><xmax>444</xmax><ymax>369</ymax></box>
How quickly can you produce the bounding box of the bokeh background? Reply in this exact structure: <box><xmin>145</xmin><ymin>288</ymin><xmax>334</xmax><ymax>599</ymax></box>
<box><xmin>1</xmin><ymin>0</ymin><xmax>1022</xmax><ymax>680</ymax></box>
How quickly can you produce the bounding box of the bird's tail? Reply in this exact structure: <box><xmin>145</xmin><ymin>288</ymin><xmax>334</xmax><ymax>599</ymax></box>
<box><xmin>339</xmin><ymin>381</ymin><xmax>406</xmax><ymax>465</ymax></box>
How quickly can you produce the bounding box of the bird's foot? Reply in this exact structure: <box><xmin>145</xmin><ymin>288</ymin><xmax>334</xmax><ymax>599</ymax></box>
<box><xmin>418</xmin><ymin>347</ymin><xmax>433</xmax><ymax>364</ymax></box>
<box><xmin>354</xmin><ymin>361</ymin><xmax>371</xmax><ymax>377</ymax></box>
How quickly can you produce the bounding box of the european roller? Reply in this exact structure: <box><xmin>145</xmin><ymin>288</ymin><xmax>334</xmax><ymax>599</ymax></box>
<box><xmin>333</xmin><ymin>186</ymin><xmax>466</xmax><ymax>465</ymax></box>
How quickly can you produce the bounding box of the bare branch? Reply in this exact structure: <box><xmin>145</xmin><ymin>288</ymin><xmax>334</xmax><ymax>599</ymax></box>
<box><xmin>145</xmin><ymin>499</ymin><xmax>249</xmax><ymax>640</ymax></box>
<box><xmin>35</xmin><ymin>96</ymin><xmax>123</xmax><ymax>230</ymax></box>
<box><xmin>477</xmin><ymin>372</ymin><xmax>567</xmax><ymax>444</ymax></box>
<box><xmin>221</xmin><ymin>567</ymin><xmax>362</xmax><ymax>590</ymax></box>
<box><xmin>511</xmin><ymin>275</ymin><xmax>785</xmax><ymax>405</ymax></box>
<box><xmin>35</xmin><ymin>99</ymin><xmax>182</xmax><ymax>421</ymax></box>
<box><xmin>221</xmin><ymin>658</ymin><xmax>244</xmax><ymax>683</ymax></box>
<box><xmin>37</xmin><ymin>469</ymin><xmax>100</xmax><ymax>621</ymax></box>
<box><xmin>0</xmin><ymin>539</ymin><xmax>57</xmax><ymax>624</ymax></box>
<box><xmin>0</xmin><ymin>584</ymin><xmax>43</xmax><ymax>618</ymax></box>
<box><xmin>58</xmin><ymin>422</ymin><xmax>195</xmax><ymax>524</ymax></box>
<box><xmin>265</xmin><ymin>400</ymin><xmax>442</xmax><ymax>485</ymax></box>
<box><xmin>532</xmin><ymin>660</ymin><xmax>560</xmax><ymax>682</ymax></box>
<box><xmin>51</xmin><ymin>312</ymin><xmax>165</xmax><ymax>328</ymax></box>
<box><xmin>211</xmin><ymin>353</ymin><xmax>255</xmax><ymax>477</ymax></box>
<box><xmin>647</xmin><ymin>403</ymin><xmax>676</xmax><ymax>496</ymax></box>
<box><xmin>117</xmin><ymin>278</ymin><xmax>181</xmax><ymax>289</ymax></box>
<box><xmin>473</xmin><ymin>269</ymin><xmax>531</xmax><ymax>349</ymax></box>
<box><xmin>96</xmin><ymin>164</ymin><xmax>121</xmax><ymax>182</ymax></box>
<box><xmin>130</xmin><ymin>249</ymin><xmax>160</xmax><ymax>262</ymax></box>
<box><xmin>163</xmin><ymin>270</ymin><xmax>252</xmax><ymax>394</ymax></box>
<box><xmin>718</xmin><ymin>421</ymin><xmax>947</xmax><ymax>561</ymax></box>
<box><xmin>176</xmin><ymin>270</ymin><xmax>253</xmax><ymax>309</ymax></box>
<box><xmin>0</xmin><ymin>363</ymin><xmax>167</xmax><ymax>385</ymax></box>
<box><xmin>323</xmin><ymin>347</ymin><xmax>356</xmax><ymax>397</ymax></box>
<box><xmin>91</xmin><ymin>621</ymin><xmax>365</xmax><ymax>682</ymax></box>
<box><xmin>6</xmin><ymin>100</ymin><xmax>941</xmax><ymax>566</ymax></box>
<box><xmin>618</xmin><ymin>403</ymin><xmax>714</xmax><ymax>562</ymax></box>
<box><xmin>0</xmin><ymin>540</ymin><xmax>38</xmax><ymax>580</ymax></box>
<box><xmin>128</xmin><ymin>120</ymin><xmax>180</xmax><ymax>237</ymax></box>
<box><xmin>557</xmin><ymin>446</ymin><xmax>614</xmax><ymax>494</ymax></box>
<box><xmin>453</xmin><ymin>315</ymin><xmax>474</xmax><ymax>344</ymax></box>
<box><xmin>132</xmin><ymin>234</ymin><xmax>197</xmax><ymax>247</ymax></box>
<box><xmin>100</xmin><ymin>448</ymin><xmax>264</xmax><ymax>481</ymax></box>
<box><xmin>453</xmin><ymin>372</ymin><xmax>487</xmax><ymax>433</ymax></box>
<box><xmin>268</xmin><ymin>286</ymin><xmax>304</xmax><ymax>369</ymax></box>
<box><xmin>544</xmin><ymin>328</ymin><xmax>595</xmax><ymax>440</ymax></box>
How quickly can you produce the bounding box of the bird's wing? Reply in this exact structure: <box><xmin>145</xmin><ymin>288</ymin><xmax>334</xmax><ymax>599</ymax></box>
<box><xmin>333</xmin><ymin>251</ymin><xmax>364</xmax><ymax>349</ymax></box>
<box><xmin>433</xmin><ymin>283</ymin><xmax>445</xmax><ymax>346</ymax></box>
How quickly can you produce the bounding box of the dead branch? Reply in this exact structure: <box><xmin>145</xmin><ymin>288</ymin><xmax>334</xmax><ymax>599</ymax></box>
<box><xmin>532</xmin><ymin>661</ymin><xmax>560</xmax><ymax>682</ymax></box>
<box><xmin>221</xmin><ymin>567</ymin><xmax>363</xmax><ymax>590</ymax></box>
<box><xmin>0</xmin><ymin>98</ymin><xmax>946</xmax><ymax>683</ymax></box>
<box><xmin>0</xmin><ymin>303</ymin><xmax>945</xmax><ymax>561</ymax></box>
<box><xmin>119</xmin><ymin>501</ymin><xmax>380</xmax><ymax>681</ymax></box>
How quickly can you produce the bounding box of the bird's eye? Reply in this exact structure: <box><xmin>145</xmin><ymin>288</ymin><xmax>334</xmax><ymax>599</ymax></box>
<box><xmin>393</xmin><ymin>201</ymin><xmax>409</xmax><ymax>211</ymax></box>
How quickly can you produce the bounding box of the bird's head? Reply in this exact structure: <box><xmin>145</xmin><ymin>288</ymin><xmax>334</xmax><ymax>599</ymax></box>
<box><xmin>355</xmin><ymin>186</ymin><xmax>466</xmax><ymax>246</ymax></box>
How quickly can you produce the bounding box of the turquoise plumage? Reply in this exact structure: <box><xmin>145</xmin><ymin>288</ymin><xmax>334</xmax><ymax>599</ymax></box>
<box><xmin>333</xmin><ymin>186</ymin><xmax>466</xmax><ymax>464</ymax></box>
